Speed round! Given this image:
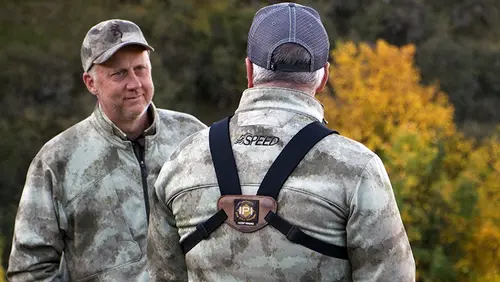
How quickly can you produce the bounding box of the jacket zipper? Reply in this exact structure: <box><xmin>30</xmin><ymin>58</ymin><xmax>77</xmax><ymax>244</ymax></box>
<box><xmin>132</xmin><ymin>140</ymin><xmax>150</xmax><ymax>223</ymax></box>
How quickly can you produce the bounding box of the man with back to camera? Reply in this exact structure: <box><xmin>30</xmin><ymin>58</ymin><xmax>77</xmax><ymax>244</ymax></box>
<box><xmin>7</xmin><ymin>19</ymin><xmax>206</xmax><ymax>281</ymax></box>
<box><xmin>148</xmin><ymin>2</ymin><xmax>416</xmax><ymax>281</ymax></box>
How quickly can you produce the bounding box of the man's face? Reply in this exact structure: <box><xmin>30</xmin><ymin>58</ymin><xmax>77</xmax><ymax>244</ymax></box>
<box><xmin>85</xmin><ymin>45</ymin><xmax>154</xmax><ymax>123</ymax></box>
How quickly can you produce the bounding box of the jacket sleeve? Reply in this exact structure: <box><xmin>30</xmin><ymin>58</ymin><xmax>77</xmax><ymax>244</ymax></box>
<box><xmin>147</xmin><ymin>173</ymin><xmax>188</xmax><ymax>282</ymax></box>
<box><xmin>347</xmin><ymin>155</ymin><xmax>416</xmax><ymax>282</ymax></box>
<box><xmin>7</xmin><ymin>156</ymin><xmax>65</xmax><ymax>282</ymax></box>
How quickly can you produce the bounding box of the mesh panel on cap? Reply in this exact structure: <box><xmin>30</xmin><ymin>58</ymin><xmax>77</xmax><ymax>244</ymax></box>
<box><xmin>295</xmin><ymin>8</ymin><xmax>329</xmax><ymax>71</ymax></box>
<box><xmin>248</xmin><ymin>6</ymin><xmax>292</xmax><ymax>69</ymax></box>
<box><xmin>246</xmin><ymin>3</ymin><xmax>329</xmax><ymax>72</ymax></box>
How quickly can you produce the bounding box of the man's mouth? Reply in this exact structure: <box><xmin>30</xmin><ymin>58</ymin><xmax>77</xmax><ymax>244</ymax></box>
<box><xmin>125</xmin><ymin>95</ymin><xmax>141</xmax><ymax>100</ymax></box>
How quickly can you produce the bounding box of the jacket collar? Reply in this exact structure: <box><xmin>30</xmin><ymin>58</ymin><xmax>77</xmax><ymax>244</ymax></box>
<box><xmin>92</xmin><ymin>102</ymin><xmax>158</xmax><ymax>142</ymax></box>
<box><xmin>235</xmin><ymin>87</ymin><xmax>325</xmax><ymax>122</ymax></box>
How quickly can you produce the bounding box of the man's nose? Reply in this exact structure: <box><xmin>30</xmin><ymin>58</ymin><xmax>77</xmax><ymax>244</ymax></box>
<box><xmin>126</xmin><ymin>71</ymin><xmax>142</xmax><ymax>90</ymax></box>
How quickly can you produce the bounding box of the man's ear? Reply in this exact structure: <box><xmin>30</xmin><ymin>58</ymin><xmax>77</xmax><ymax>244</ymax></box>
<box><xmin>315</xmin><ymin>62</ymin><xmax>330</xmax><ymax>94</ymax></box>
<box><xmin>83</xmin><ymin>71</ymin><xmax>97</xmax><ymax>96</ymax></box>
<box><xmin>245</xmin><ymin>57</ymin><xmax>254</xmax><ymax>88</ymax></box>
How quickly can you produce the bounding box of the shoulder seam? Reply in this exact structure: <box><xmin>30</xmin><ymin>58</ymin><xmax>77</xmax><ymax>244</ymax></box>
<box><xmin>347</xmin><ymin>155</ymin><xmax>379</xmax><ymax>210</ymax></box>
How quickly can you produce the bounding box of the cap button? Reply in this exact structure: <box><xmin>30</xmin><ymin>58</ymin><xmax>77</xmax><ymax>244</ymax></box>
<box><xmin>288</xmin><ymin>3</ymin><xmax>295</xmax><ymax>7</ymax></box>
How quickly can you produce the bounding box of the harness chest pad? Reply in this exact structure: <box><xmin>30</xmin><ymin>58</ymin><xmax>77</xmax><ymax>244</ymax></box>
<box><xmin>217</xmin><ymin>195</ymin><xmax>277</xmax><ymax>233</ymax></box>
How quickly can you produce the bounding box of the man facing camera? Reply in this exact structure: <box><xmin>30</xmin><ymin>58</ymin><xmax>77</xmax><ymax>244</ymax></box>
<box><xmin>8</xmin><ymin>19</ymin><xmax>206</xmax><ymax>281</ymax></box>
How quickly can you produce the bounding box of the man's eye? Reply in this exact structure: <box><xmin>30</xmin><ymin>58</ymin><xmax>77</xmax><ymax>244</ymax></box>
<box><xmin>112</xmin><ymin>70</ymin><xmax>126</xmax><ymax>77</ymax></box>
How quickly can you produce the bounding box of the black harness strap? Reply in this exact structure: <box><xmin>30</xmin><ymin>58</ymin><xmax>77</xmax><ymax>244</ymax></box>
<box><xmin>181</xmin><ymin>118</ymin><xmax>348</xmax><ymax>260</ymax></box>
<box><xmin>181</xmin><ymin>117</ymin><xmax>238</xmax><ymax>254</ymax></box>
<box><xmin>208</xmin><ymin>117</ymin><xmax>242</xmax><ymax>195</ymax></box>
<box><xmin>257</xmin><ymin>121</ymin><xmax>337</xmax><ymax>198</ymax></box>
<box><xmin>264</xmin><ymin>211</ymin><xmax>348</xmax><ymax>259</ymax></box>
<box><xmin>181</xmin><ymin>209</ymin><xmax>228</xmax><ymax>254</ymax></box>
<box><xmin>255</xmin><ymin>121</ymin><xmax>347</xmax><ymax>259</ymax></box>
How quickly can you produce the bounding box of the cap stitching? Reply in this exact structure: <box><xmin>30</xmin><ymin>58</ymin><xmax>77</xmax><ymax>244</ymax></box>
<box><xmin>250</xmin><ymin>6</ymin><xmax>286</xmax><ymax>39</ymax></box>
<box><xmin>291</xmin><ymin>5</ymin><xmax>296</xmax><ymax>42</ymax></box>
<box><xmin>288</xmin><ymin>5</ymin><xmax>293</xmax><ymax>42</ymax></box>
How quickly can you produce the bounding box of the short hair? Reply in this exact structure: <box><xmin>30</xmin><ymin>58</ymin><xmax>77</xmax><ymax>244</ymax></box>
<box><xmin>252</xmin><ymin>43</ymin><xmax>325</xmax><ymax>90</ymax></box>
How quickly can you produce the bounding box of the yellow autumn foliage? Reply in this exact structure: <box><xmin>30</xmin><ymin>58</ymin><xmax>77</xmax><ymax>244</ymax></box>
<box><xmin>0</xmin><ymin>266</ymin><xmax>4</xmax><ymax>282</ymax></box>
<box><xmin>320</xmin><ymin>40</ymin><xmax>458</xmax><ymax>246</ymax></box>
<box><xmin>0</xmin><ymin>237</ymin><xmax>4</xmax><ymax>282</ymax></box>
<box><xmin>322</xmin><ymin>40</ymin><xmax>455</xmax><ymax>152</ymax></box>
<box><xmin>456</xmin><ymin>132</ymin><xmax>500</xmax><ymax>281</ymax></box>
<box><xmin>319</xmin><ymin>39</ymin><xmax>499</xmax><ymax>281</ymax></box>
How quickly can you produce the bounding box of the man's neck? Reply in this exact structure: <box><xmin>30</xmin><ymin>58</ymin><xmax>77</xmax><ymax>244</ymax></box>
<box><xmin>116</xmin><ymin>113</ymin><xmax>151</xmax><ymax>140</ymax></box>
<box><xmin>255</xmin><ymin>82</ymin><xmax>315</xmax><ymax>96</ymax></box>
<box><xmin>100</xmin><ymin>106</ymin><xmax>152</xmax><ymax>140</ymax></box>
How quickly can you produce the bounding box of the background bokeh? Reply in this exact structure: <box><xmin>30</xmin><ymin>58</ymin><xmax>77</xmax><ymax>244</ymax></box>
<box><xmin>1</xmin><ymin>1</ymin><xmax>498</xmax><ymax>281</ymax></box>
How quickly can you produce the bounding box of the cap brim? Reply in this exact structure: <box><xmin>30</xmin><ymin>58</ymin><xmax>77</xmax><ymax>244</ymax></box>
<box><xmin>93</xmin><ymin>42</ymin><xmax>154</xmax><ymax>65</ymax></box>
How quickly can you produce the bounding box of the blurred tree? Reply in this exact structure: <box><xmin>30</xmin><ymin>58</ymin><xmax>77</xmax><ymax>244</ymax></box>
<box><xmin>415</xmin><ymin>35</ymin><xmax>478</xmax><ymax>124</ymax></box>
<box><xmin>319</xmin><ymin>40</ymin><xmax>499</xmax><ymax>281</ymax></box>
<box><xmin>317</xmin><ymin>0</ymin><xmax>500</xmax><ymax>129</ymax></box>
<box><xmin>0</xmin><ymin>265</ymin><xmax>5</xmax><ymax>282</ymax></box>
<box><xmin>454</xmin><ymin>130</ymin><xmax>500</xmax><ymax>281</ymax></box>
<box><xmin>0</xmin><ymin>236</ymin><xmax>3</xmax><ymax>280</ymax></box>
<box><xmin>322</xmin><ymin>40</ymin><xmax>455</xmax><ymax>150</ymax></box>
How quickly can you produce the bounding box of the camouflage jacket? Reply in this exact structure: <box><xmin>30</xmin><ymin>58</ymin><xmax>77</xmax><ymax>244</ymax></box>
<box><xmin>8</xmin><ymin>103</ymin><xmax>206</xmax><ymax>282</ymax></box>
<box><xmin>149</xmin><ymin>87</ymin><xmax>416</xmax><ymax>282</ymax></box>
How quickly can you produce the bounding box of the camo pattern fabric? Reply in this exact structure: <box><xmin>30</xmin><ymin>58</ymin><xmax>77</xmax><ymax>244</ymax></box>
<box><xmin>149</xmin><ymin>87</ymin><xmax>416</xmax><ymax>282</ymax></box>
<box><xmin>80</xmin><ymin>19</ymin><xmax>153</xmax><ymax>72</ymax></box>
<box><xmin>8</xmin><ymin>103</ymin><xmax>206</xmax><ymax>282</ymax></box>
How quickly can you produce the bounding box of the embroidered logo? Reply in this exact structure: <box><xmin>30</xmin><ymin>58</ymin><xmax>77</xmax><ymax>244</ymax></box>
<box><xmin>235</xmin><ymin>133</ymin><xmax>279</xmax><ymax>146</ymax></box>
<box><xmin>234</xmin><ymin>199</ymin><xmax>259</xmax><ymax>226</ymax></box>
<box><xmin>110</xmin><ymin>23</ymin><xmax>123</xmax><ymax>39</ymax></box>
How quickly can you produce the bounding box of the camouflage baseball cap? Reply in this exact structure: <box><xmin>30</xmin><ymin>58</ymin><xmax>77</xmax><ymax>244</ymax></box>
<box><xmin>247</xmin><ymin>3</ymin><xmax>329</xmax><ymax>72</ymax></box>
<box><xmin>81</xmin><ymin>19</ymin><xmax>154</xmax><ymax>72</ymax></box>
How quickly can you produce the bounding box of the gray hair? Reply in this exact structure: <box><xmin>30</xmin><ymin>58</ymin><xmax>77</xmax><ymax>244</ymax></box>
<box><xmin>253</xmin><ymin>64</ymin><xmax>324</xmax><ymax>91</ymax></box>
<box><xmin>252</xmin><ymin>43</ymin><xmax>326</xmax><ymax>91</ymax></box>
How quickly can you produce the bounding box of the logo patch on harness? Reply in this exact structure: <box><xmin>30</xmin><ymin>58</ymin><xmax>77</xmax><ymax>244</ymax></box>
<box><xmin>217</xmin><ymin>195</ymin><xmax>277</xmax><ymax>233</ymax></box>
<box><xmin>234</xmin><ymin>199</ymin><xmax>259</xmax><ymax>226</ymax></box>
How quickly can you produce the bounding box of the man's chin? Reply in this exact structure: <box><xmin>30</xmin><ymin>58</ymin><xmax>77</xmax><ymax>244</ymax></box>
<box><xmin>124</xmin><ymin>104</ymin><xmax>150</xmax><ymax>120</ymax></box>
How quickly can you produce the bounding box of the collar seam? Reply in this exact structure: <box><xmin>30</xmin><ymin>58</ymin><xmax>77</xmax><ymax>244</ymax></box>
<box><xmin>235</xmin><ymin>107</ymin><xmax>321</xmax><ymax>122</ymax></box>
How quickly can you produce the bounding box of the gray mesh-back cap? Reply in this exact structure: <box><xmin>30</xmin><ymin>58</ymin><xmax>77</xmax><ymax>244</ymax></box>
<box><xmin>81</xmin><ymin>19</ymin><xmax>154</xmax><ymax>72</ymax></box>
<box><xmin>247</xmin><ymin>2</ymin><xmax>329</xmax><ymax>72</ymax></box>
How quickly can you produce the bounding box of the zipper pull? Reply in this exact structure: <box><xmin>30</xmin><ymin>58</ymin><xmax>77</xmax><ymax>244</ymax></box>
<box><xmin>140</xmin><ymin>160</ymin><xmax>147</xmax><ymax>177</ymax></box>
